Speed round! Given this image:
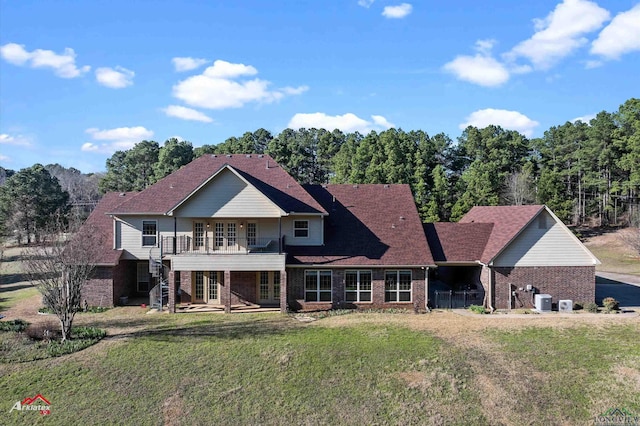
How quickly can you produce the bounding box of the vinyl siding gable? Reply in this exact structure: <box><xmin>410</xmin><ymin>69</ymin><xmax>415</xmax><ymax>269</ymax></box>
<box><xmin>493</xmin><ymin>210</ymin><xmax>597</xmax><ymax>267</ymax></box>
<box><xmin>174</xmin><ymin>168</ymin><xmax>282</xmax><ymax>218</ymax></box>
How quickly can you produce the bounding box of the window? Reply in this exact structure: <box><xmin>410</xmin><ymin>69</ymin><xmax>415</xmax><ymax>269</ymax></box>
<box><xmin>227</xmin><ymin>223</ymin><xmax>236</xmax><ymax>246</ymax></box>
<box><xmin>273</xmin><ymin>271</ymin><xmax>281</xmax><ymax>300</ymax></box>
<box><xmin>208</xmin><ymin>271</ymin><xmax>219</xmax><ymax>301</ymax></box>
<box><xmin>259</xmin><ymin>271</ymin><xmax>269</xmax><ymax>300</ymax></box>
<box><xmin>247</xmin><ymin>222</ymin><xmax>257</xmax><ymax>246</ymax></box>
<box><xmin>194</xmin><ymin>222</ymin><xmax>204</xmax><ymax>248</ymax></box>
<box><xmin>385</xmin><ymin>270</ymin><xmax>412</xmax><ymax>302</ymax></box>
<box><xmin>137</xmin><ymin>262</ymin><xmax>150</xmax><ymax>292</ymax></box>
<box><xmin>345</xmin><ymin>271</ymin><xmax>372</xmax><ymax>302</ymax></box>
<box><xmin>305</xmin><ymin>270</ymin><xmax>332</xmax><ymax>302</ymax></box>
<box><xmin>142</xmin><ymin>221</ymin><xmax>157</xmax><ymax>247</ymax></box>
<box><xmin>294</xmin><ymin>220</ymin><xmax>309</xmax><ymax>238</ymax></box>
<box><xmin>215</xmin><ymin>222</ymin><xmax>224</xmax><ymax>247</ymax></box>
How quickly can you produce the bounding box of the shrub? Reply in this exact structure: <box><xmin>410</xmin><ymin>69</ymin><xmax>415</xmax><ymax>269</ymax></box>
<box><xmin>602</xmin><ymin>297</ymin><xmax>619</xmax><ymax>312</ymax></box>
<box><xmin>585</xmin><ymin>302</ymin><xmax>599</xmax><ymax>313</ymax></box>
<box><xmin>0</xmin><ymin>319</ymin><xmax>29</xmax><ymax>332</ymax></box>
<box><xmin>573</xmin><ymin>302</ymin><xmax>583</xmax><ymax>311</ymax></box>
<box><xmin>468</xmin><ymin>304</ymin><xmax>487</xmax><ymax>314</ymax></box>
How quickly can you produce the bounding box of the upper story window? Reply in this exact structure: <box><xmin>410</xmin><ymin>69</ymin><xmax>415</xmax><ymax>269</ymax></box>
<box><xmin>294</xmin><ymin>220</ymin><xmax>309</xmax><ymax>238</ymax></box>
<box><xmin>142</xmin><ymin>221</ymin><xmax>157</xmax><ymax>247</ymax></box>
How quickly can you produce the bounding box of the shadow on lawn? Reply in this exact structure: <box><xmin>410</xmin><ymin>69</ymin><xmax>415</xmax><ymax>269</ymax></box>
<box><xmin>91</xmin><ymin>315</ymin><xmax>295</xmax><ymax>342</ymax></box>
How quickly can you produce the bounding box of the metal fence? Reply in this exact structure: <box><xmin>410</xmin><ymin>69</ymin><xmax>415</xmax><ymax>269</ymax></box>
<box><xmin>433</xmin><ymin>290</ymin><xmax>483</xmax><ymax>309</ymax></box>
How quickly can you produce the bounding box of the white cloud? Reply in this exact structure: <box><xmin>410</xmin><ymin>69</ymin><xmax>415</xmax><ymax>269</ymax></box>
<box><xmin>162</xmin><ymin>105</ymin><xmax>213</xmax><ymax>123</ymax></box>
<box><xmin>82</xmin><ymin>126</ymin><xmax>154</xmax><ymax>153</ymax></box>
<box><xmin>288</xmin><ymin>112</ymin><xmax>395</xmax><ymax>133</ymax></box>
<box><xmin>571</xmin><ymin>113</ymin><xmax>596</xmax><ymax>123</ymax></box>
<box><xmin>172</xmin><ymin>57</ymin><xmax>209</xmax><ymax>72</ymax></box>
<box><xmin>507</xmin><ymin>0</ymin><xmax>610</xmax><ymax>70</ymax></box>
<box><xmin>443</xmin><ymin>39</ymin><xmax>510</xmax><ymax>87</ymax></box>
<box><xmin>382</xmin><ymin>3</ymin><xmax>412</xmax><ymax>19</ymax></box>
<box><xmin>585</xmin><ymin>59</ymin><xmax>603</xmax><ymax>68</ymax></box>
<box><xmin>172</xmin><ymin>59</ymin><xmax>307</xmax><ymax>109</ymax></box>
<box><xmin>0</xmin><ymin>154</ymin><xmax>9</xmax><ymax>162</ymax></box>
<box><xmin>0</xmin><ymin>133</ymin><xmax>32</xmax><ymax>147</ymax></box>
<box><xmin>590</xmin><ymin>4</ymin><xmax>640</xmax><ymax>60</ymax></box>
<box><xmin>0</xmin><ymin>42</ymin><xmax>90</xmax><ymax>78</ymax></box>
<box><xmin>95</xmin><ymin>66</ymin><xmax>135</xmax><ymax>88</ymax></box>
<box><xmin>358</xmin><ymin>0</ymin><xmax>374</xmax><ymax>8</ymax></box>
<box><xmin>460</xmin><ymin>109</ymin><xmax>539</xmax><ymax>137</ymax></box>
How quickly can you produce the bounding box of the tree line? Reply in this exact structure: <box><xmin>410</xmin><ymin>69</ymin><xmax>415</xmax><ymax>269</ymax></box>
<box><xmin>1</xmin><ymin>97</ymin><xmax>639</xmax><ymax>243</ymax></box>
<box><xmin>97</xmin><ymin>97</ymin><xmax>640</xmax><ymax>225</ymax></box>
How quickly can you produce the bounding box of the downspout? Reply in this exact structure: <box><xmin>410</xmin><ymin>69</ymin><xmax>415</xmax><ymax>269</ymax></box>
<box><xmin>173</xmin><ymin>217</ymin><xmax>177</xmax><ymax>255</ymax></box>
<box><xmin>424</xmin><ymin>266</ymin><xmax>430</xmax><ymax>312</ymax></box>
<box><xmin>487</xmin><ymin>264</ymin><xmax>495</xmax><ymax>313</ymax></box>
<box><xmin>278</xmin><ymin>217</ymin><xmax>282</xmax><ymax>254</ymax></box>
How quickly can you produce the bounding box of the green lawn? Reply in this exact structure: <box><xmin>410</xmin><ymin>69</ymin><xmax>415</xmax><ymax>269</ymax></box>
<box><xmin>1</xmin><ymin>305</ymin><xmax>639</xmax><ymax>425</ymax></box>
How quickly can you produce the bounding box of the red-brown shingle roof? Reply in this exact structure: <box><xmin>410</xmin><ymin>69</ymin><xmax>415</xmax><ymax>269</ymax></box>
<box><xmin>424</xmin><ymin>222</ymin><xmax>494</xmax><ymax>263</ymax></box>
<box><xmin>459</xmin><ymin>205</ymin><xmax>545</xmax><ymax>263</ymax></box>
<box><xmin>288</xmin><ymin>184</ymin><xmax>435</xmax><ymax>266</ymax></box>
<box><xmin>109</xmin><ymin>154</ymin><xmax>326</xmax><ymax>215</ymax></box>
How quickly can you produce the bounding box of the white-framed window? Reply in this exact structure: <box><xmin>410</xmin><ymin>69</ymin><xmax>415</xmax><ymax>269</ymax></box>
<box><xmin>142</xmin><ymin>221</ymin><xmax>157</xmax><ymax>247</ymax></box>
<box><xmin>305</xmin><ymin>270</ymin><xmax>332</xmax><ymax>302</ymax></box>
<box><xmin>215</xmin><ymin>222</ymin><xmax>224</xmax><ymax>247</ymax></box>
<box><xmin>385</xmin><ymin>270</ymin><xmax>412</xmax><ymax>302</ymax></box>
<box><xmin>345</xmin><ymin>271</ymin><xmax>372</xmax><ymax>302</ymax></box>
<box><xmin>194</xmin><ymin>222</ymin><xmax>205</xmax><ymax>248</ymax></box>
<box><xmin>294</xmin><ymin>220</ymin><xmax>309</xmax><ymax>238</ymax></box>
<box><xmin>137</xmin><ymin>262</ymin><xmax>150</xmax><ymax>292</ymax></box>
<box><xmin>247</xmin><ymin>222</ymin><xmax>258</xmax><ymax>246</ymax></box>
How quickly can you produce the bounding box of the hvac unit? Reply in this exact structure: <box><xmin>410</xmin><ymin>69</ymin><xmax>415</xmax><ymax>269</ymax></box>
<box><xmin>534</xmin><ymin>294</ymin><xmax>552</xmax><ymax>312</ymax></box>
<box><xmin>558</xmin><ymin>299</ymin><xmax>573</xmax><ymax>312</ymax></box>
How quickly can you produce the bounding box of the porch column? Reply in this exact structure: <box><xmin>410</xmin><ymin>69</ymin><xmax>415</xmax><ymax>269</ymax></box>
<box><xmin>168</xmin><ymin>269</ymin><xmax>176</xmax><ymax>313</ymax></box>
<box><xmin>224</xmin><ymin>270</ymin><xmax>231</xmax><ymax>313</ymax></box>
<box><xmin>279</xmin><ymin>269</ymin><xmax>287</xmax><ymax>314</ymax></box>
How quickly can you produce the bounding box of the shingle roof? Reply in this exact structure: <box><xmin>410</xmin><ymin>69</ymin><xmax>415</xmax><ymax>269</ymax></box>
<box><xmin>109</xmin><ymin>154</ymin><xmax>326</xmax><ymax>215</ymax></box>
<box><xmin>424</xmin><ymin>222</ymin><xmax>493</xmax><ymax>263</ymax></box>
<box><xmin>80</xmin><ymin>192</ymin><xmax>129</xmax><ymax>265</ymax></box>
<box><xmin>287</xmin><ymin>184</ymin><xmax>435</xmax><ymax>266</ymax></box>
<box><xmin>459</xmin><ymin>205</ymin><xmax>545</xmax><ymax>263</ymax></box>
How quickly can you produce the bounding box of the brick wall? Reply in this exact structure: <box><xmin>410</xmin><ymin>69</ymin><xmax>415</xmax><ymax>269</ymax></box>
<box><xmin>493</xmin><ymin>266</ymin><xmax>595</xmax><ymax>309</ymax></box>
<box><xmin>230</xmin><ymin>271</ymin><xmax>257</xmax><ymax>305</ymax></box>
<box><xmin>82</xmin><ymin>266</ymin><xmax>114</xmax><ymax>307</ymax></box>
<box><xmin>287</xmin><ymin>267</ymin><xmax>426</xmax><ymax>312</ymax></box>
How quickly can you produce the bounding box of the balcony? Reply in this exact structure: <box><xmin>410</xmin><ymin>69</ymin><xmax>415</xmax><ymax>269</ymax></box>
<box><xmin>162</xmin><ymin>235</ymin><xmax>282</xmax><ymax>256</ymax></box>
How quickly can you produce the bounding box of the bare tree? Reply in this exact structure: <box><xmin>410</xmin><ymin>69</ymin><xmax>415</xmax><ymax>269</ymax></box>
<box><xmin>502</xmin><ymin>170</ymin><xmax>535</xmax><ymax>206</ymax></box>
<box><xmin>23</xmin><ymin>223</ymin><xmax>104</xmax><ymax>341</ymax></box>
<box><xmin>620</xmin><ymin>228</ymin><xmax>640</xmax><ymax>256</ymax></box>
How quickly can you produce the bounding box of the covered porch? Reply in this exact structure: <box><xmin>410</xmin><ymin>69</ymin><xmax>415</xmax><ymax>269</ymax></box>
<box><xmin>166</xmin><ymin>253</ymin><xmax>288</xmax><ymax>313</ymax></box>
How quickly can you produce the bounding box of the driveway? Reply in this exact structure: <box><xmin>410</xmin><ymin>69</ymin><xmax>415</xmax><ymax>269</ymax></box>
<box><xmin>596</xmin><ymin>272</ymin><xmax>640</xmax><ymax>307</ymax></box>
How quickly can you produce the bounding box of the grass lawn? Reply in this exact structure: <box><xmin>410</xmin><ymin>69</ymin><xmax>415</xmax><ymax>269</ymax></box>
<box><xmin>1</xmin><ymin>304</ymin><xmax>639</xmax><ymax>425</ymax></box>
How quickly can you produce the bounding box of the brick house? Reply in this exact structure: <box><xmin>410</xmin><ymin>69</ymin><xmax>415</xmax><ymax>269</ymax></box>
<box><xmin>82</xmin><ymin>155</ymin><xmax>598</xmax><ymax>312</ymax></box>
<box><xmin>82</xmin><ymin>154</ymin><xmax>435</xmax><ymax>312</ymax></box>
<box><xmin>424</xmin><ymin>205</ymin><xmax>600</xmax><ymax>309</ymax></box>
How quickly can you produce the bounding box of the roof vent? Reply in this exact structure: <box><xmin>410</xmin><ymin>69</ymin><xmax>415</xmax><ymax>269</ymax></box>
<box><xmin>211</xmin><ymin>154</ymin><xmax>217</xmax><ymax>158</ymax></box>
<box><xmin>258</xmin><ymin>154</ymin><xmax>264</xmax><ymax>158</ymax></box>
<box><xmin>245</xmin><ymin>154</ymin><xmax>251</xmax><ymax>158</ymax></box>
<box><xmin>119</xmin><ymin>192</ymin><xmax>126</xmax><ymax>197</ymax></box>
<box><xmin>400</xmin><ymin>216</ymin><xmax>405</xmax><ymax>220</ymax></box>
<box><xmin>353</xmin><ymin>184</ymin><xmax>358</xmax><ymax>189</ymax></box>
<box><xmin>226</xmin><ymin>154</ymin><xmax>232</xmax><ymax>158</ymax></box>
<box><xmin>384</xmin><ymin>184</ymin><xmax>390</xmax><ymax>188</ymax></box>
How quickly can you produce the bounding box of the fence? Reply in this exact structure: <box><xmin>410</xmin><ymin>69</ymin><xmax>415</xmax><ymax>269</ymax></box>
<box><xmin>433</xmin><ymin>290</ymin><xmax>483</xmax><ymax>309</ymax></box>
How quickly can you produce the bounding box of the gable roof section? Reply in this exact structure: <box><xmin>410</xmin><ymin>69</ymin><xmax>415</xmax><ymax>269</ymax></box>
<box><xmin>79</xmin><ymin>192</ymin><xmax>130</xmax><ymax>265</ymax></box>
<box><xmin>459</xmin><ymin>205</ymin><xmax>546</xmax><ymax>264</ymax></box>
<box><xmin>288</xmin><ymin>184</ymin><xmax>435</xmax><ymax>266</ymax></box>
<box><xmin>109</xmin><ymin>154</ymin><xmax>326</xmax><ymax>216</ymax></box>
<box><xmin>424</xmin><ymin>222</ymin><xmax>493</xmax><ymax>263</ymax></box>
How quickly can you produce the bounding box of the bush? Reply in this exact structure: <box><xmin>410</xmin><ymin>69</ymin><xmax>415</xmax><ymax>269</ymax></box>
<box><xmin>468</xmin><ymin>304</ymin><xmax>487</xmax><ymax>314</ymax></box>
<box><xmin>573</xmin><ymin>302</ymin><xmax>583</xmax><ymax>311</ymax></box>
<box><xmin>0</xmin><ymin>319</ymin><xmax>29</xmax><ymax>332</ymax></box>
<box><xmin>602</xmin><ymin>297</ymin><xmax>619</xmax><ymax>312</ymax></box>
<box><xmin>585</xmin><ymin>302</ymin><xmax>599</xmax><ymax>313</ymax></box>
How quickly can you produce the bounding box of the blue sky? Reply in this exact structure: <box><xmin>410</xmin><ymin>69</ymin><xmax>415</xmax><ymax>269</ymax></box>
<box><xmin>1</xmin><ymin>0</ymin><xmax>639</xmax><ymax>173</ymax></box>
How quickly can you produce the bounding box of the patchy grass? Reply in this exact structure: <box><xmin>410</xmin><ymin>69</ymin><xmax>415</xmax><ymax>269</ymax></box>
<box><xmin>584</xmin><ymin>229</ymin><xmax>640</xmax><ymax>275</ymax></box>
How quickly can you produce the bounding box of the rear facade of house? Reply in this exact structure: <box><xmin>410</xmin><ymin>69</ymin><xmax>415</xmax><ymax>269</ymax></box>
<box><xmin>82</xmin><ymin>154</ymin><xmax>435</xmax><ymax>313</ymax></box>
